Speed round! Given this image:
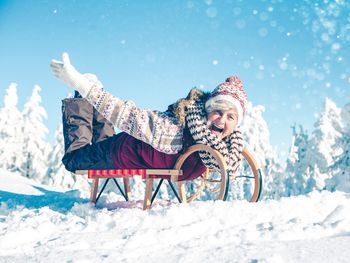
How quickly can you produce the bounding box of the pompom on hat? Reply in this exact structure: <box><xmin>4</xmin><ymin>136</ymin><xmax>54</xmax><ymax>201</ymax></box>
<box><xmin>205</xmin><ymin>76</ymin><xmax>248</xmax><ymax>125</ymax></box>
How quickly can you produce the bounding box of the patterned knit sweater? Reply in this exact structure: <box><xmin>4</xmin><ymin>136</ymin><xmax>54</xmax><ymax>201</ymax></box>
<box><xmin>85</xmin><ymin>84</ymin><xmax>184</xmax><ymax>154</ymax></box>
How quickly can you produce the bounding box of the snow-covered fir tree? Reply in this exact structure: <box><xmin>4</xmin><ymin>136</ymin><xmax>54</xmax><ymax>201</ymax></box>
<box><xmin>284</xmin><ymin>125</ymin><xmax>314</xmax><ymax>196</ymax></box>
<box><xmin>326</xmin><ymin>101</ymin><xmax>350</xmax><ymax>192</ymax></box>
<box><xmin>21</xmin><ymin>85</ymin><xmax>51</xmax><ymax>181</ymax></box>
<box><xmin>0</xmin><ymin>83</ymin><xmax>24</xmax><ymax>172</ymax></box>
<box><xmin>44</xmin><ymin>123</ymin><xmax>91</xmax><ymax>195</ymax></box>
<box><xmin>309</xmin><ymin>98</ymin><xmax>343</xmax><ymax>190</ymax></box>
<box><xmin>231</xmin><ymin>102</ymin><xmax>283</xmax><ymax>200</ymax></box>
<box><xmin>286</xmin><ymin>98</ymin><xmax>344</xmax><ymax>196</ymax></box>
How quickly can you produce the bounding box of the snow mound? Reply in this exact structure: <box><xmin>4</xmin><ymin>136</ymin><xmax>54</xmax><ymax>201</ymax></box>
<box><xmin>0</xmin><ymin>169</ymin><xmax>350</xmax><ymax>262</ymax></box>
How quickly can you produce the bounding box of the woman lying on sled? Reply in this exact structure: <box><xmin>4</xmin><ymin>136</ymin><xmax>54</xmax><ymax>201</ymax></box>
<box><xmin>50</xmin><ymin>53</ymin><xmax>248</xmax><ymax>181</ymax></box>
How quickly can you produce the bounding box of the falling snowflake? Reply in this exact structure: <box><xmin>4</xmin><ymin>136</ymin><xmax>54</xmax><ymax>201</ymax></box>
<box><xmin>233</xmin><ymin>7</ymin><xmax>241</xmax><ymax>16</ymax></box>
<box><xmin>279</xmin><ymin>61</ymin><xmax>288</xmax><ymax>70</ymax></box>
<box><xmin>206</xmin><ymin>7</ymin><xmax>217</xmax><ymax>18</ymax></box>
<box><xmin>259</xmin><ymin>12</ymin><xmax>269</xmax><ymax>21</ymax></box>
<box><xmin>235</xmin><ymin>19</ymin><xmax>246</xmax><ymax>29</ymax></box>
<box><xmin>243</xmin><ymin>61</ymin><xmax>251</xmax><ymax>69</ymax></box>
<box><xmin>259</xmin><ymin>28</ymin><xmax>268</xmax><ymax>37</ymax></box>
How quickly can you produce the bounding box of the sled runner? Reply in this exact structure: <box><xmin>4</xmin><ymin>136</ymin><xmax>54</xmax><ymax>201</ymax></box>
<box><xmin>76</xmin><ymin>144</ymin><xmax>262</xmax><ymax>210</ymax></box>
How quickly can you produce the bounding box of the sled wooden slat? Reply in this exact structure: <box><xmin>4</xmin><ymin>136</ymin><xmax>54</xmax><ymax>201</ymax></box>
<box><xmin>90</xmin><ymin>178</ymin><xmax>99</xmax><ymax>203</ymax></box>
<box><xmin>123</xmin><ymin>177</ymin><xmax>132</xmax><ymax>201</ymax></box>
<box><xmin>143</xmin><ymin>178</ymin><xmax>154</xmax><ymax>210</ymax></box>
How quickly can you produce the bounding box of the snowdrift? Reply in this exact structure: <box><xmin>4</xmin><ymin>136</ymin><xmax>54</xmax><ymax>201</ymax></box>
<box><xmin>0</xmin><ymin>169</ymin><xmax>350</xmax><ymax>262</ymax></box>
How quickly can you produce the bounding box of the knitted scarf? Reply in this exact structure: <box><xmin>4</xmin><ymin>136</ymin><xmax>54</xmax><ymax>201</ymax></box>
<box><xmin>185</xmin><ymin>101</ymin><xmax>243</xmax><ymax>177</ymax></box>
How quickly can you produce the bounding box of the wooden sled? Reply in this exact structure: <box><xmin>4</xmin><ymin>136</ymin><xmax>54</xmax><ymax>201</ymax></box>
<box><xmin>76</xmin><ymin>144</ymin><xmax>262</xmax><ymax>210</ymax></box>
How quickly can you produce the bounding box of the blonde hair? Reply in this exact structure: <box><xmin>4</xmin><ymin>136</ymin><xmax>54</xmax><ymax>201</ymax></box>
<box><xmin>205</xmin><ymin>99</ymin><xmax>238</xmax><ymax>114</ymax></box>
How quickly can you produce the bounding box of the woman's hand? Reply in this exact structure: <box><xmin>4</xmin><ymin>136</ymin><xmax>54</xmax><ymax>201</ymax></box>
<box><xmin>50</xmin><ymin>52</ymin><xmax>93</xmax><ymax>97</ymax></box>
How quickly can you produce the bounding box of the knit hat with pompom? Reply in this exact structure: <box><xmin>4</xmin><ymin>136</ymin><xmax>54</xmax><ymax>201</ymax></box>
<box><xmin>205</xmin><ymin>76</ymin><xmax>248</xmax><ymax>125</ymax></box>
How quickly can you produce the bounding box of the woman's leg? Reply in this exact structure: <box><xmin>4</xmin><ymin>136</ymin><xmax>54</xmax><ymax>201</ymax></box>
<box><xmin>72</xmin><ymin>90</ymin><xmax>115</xmax><ymax>144</ymax></box>
<box><xmin>61</xmin><ymin>95</ymin><xmax>118</xmax><ymax>172</ymax></box>
<box><xmin>63</xmin><ymin>135</ymin><xmax>117</xmax><ymax>172</ymax></box>
<box><xmin>61</xmin><ymin>97</ymin><xmax>94</xmax><ymax>172</ymax></box>
<box><xmin>92</xmin><ymin>108</ymin><xmax>115</xmax><ymax>144</ymax></box>
<box><xmin>62</xmin><ymin>97</ymin><xmax>93</xmax><ymax>154</ymax></box>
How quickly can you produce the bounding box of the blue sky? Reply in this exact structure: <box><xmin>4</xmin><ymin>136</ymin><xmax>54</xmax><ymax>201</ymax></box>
<box><xmin>1</xmin><ymin>0</ymin><xmax>349</xmax><ymax>156</ymax></box>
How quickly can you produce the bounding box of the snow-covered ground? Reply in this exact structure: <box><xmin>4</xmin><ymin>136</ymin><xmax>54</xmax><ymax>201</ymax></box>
<box><xmin>0</xmin><ymin>169</ymin><xmax>350</xmax><ymax>263</ymax></box>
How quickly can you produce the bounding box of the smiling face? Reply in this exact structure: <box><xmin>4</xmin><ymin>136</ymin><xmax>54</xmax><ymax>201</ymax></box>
<box><xmin>207</xmin><ymin>108</ymin><xmax>238</xmax><ymax>139</ymax></box>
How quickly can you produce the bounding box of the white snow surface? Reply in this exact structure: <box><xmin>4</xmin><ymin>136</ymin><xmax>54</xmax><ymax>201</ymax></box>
<box><xmin>1</xmin><ymin>169</ymin><xmax>350</xmax><ymax>263</ymax></box>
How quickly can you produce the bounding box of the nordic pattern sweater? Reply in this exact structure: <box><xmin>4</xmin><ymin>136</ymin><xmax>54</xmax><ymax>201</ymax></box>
<box><xmin>86</xmin><ymin>84</ymin><xmax>184</xmax><ymax>154</ymax></box>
